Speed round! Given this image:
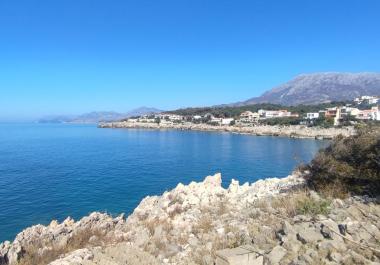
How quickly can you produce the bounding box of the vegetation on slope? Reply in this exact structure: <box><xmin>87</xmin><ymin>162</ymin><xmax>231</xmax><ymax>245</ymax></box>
<box><xmin>167</xmin><ymin>102</ymin><xmax>351</xmax><ymax>118</ymax></box>
<box><xmin>306</xmin><ymin>125</ymin><xmax>380</xmax><ymax>196</ymax></box>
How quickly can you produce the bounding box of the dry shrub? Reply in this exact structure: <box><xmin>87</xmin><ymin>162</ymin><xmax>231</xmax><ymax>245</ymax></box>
<box><xmin>18</xmin><ymin>227</ymin><xmax>113</xmax><ymax>265</ymax></box>
<box><xmin>193</xmin><ymin>214</ymin><xmax>214</xmax><ymax>234</ymax></box>
<box><xmin>168</xmin><ymin>204</ymin><xmax>183</xmax><ymax>218</ymax></box>
<box><xmin>144</xmin><ymin>217</ymin><xmax>173</xmax><ymax>236</ymax></box>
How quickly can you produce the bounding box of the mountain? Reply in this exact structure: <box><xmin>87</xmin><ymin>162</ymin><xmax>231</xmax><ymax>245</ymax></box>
<box><xmin>38</xmin><ymin>107</ymin><xmax>163</xmax><ymax>123</ymax></box>
<box><xmin>232</xmin><ymin>72</ymin><xmax>380</xmax><ymax>106</ymax></box>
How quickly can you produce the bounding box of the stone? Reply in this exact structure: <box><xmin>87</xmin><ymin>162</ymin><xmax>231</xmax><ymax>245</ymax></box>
<box><xmin>296</xmin><ymin>225</ymin><xmax>324</xmax><ymax>244</ymax></box>
<box><xmin>188</xmin><ymin>236</ymin><xmax>199</xmax><ymax>247</ymax></box>
<box><xmin>134</xmin><ymin>229</ymin><xmax>150</xmax><ymax>247</ymax></box>
<box><xmin>216</xmin><ymin>245</ymin><xmax>262</xmax><ymax>265</ymax></box>
<box><xmin>266</xmin><ymin>246</ymin><xmax>287</xmax><ymax>264</ymax></box>
<box><xmin>329</xmin><ymin>252</ymin><xmax>342</xmax><ymax>263</ymax></box>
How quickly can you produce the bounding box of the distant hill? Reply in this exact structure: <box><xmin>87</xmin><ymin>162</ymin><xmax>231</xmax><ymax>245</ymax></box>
<box><xmin>38</xmin><ymin>107</ymin><xmax>163</xmax><ymax>123</ymax></box>
<box><xmin>230</xmin><ymin>72</ymin><xmax>380</xmax><ymax>106</ymax></box>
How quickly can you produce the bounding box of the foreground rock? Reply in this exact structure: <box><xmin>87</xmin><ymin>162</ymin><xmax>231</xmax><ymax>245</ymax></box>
<box><xmin>98</xmin><ymin>121</ymin><xmax>355</xmax><ymax>139</ymax></box>
<box><xmin>1</xmin><ymin>173</ymin><xmax>379</xmax><ymax>265</ymax></box>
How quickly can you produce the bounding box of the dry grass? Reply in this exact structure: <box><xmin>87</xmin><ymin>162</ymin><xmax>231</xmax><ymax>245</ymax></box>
<box><xmin>253</xmin><ymin>190</ymin><xmax>332</xmax><ymax>218</ymax></box>
<box><xmin>192</xmin><ymin>214</ymin><xmax>214</xmax><ymax>234</ymax></box>
<box><xmin>18</xmin><ymin>227</ymin><xmax>116</xmax><ymax>265</ymax></box>
<box><xmin>144</xmin><ymin>217</ymin><xmax>173</xmax><ymax>236</ymax></box>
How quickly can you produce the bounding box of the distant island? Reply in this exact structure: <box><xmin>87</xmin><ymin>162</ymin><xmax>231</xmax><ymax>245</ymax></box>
<box><xmin>38</xmin><ymin>107</ymin><xmax>163</xmax><ymax>124</ymax></box>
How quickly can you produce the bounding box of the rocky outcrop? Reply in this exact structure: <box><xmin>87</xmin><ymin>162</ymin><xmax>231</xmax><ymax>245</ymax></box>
<box><xmin>1</xmin><ymin>173</ymin><xmax>379</xmax><ymax>265</ymax></box>
<box><xmin>98</xmin><ymin>121</ymin><xmax>355</xmax><ymax>139</ymax></box>
<box><xmin>0</xmin><ymin>213</ymin><xmax>128</xmax><ymax>265</ymax></box>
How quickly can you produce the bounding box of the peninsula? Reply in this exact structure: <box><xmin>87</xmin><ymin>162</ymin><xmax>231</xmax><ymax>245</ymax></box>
<box><xmin>99</xmin><ymin>121</ymin><xmax>355</xmax><ymax>139</ymax></box>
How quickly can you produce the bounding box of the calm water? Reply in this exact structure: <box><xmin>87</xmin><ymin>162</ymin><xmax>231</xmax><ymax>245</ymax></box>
<box><xmin>0</xmin><ymin>123</ymin><xmax>328</xmax><ymax>242</ymax></box>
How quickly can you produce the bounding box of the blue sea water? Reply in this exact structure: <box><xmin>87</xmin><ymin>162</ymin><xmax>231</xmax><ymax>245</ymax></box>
<box><xmin>0</xmin><ymin>123</ymin><xmax>328</xmax><ymax>242</ymax></box>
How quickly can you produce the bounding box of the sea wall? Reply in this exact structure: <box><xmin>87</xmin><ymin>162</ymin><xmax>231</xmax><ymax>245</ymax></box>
<box><xmin>98</xmin><ymin>121</ymin><xmax>355</xmax><ymax>139</ymax></box>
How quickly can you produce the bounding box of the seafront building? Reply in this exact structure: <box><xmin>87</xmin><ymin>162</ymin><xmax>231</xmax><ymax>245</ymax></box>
<box><xmin>258</xmin><ymin>109</ymin><xmax>299</xmax><ymax>119</ymax></box>
<box><xmin>306</xmin><ymin>113</ymin><xmax>320</xmax><ymax>119</ymax></box>
<box><xmin>239</xmin><ymin>111</ymin><xmax>260</xmax><ymax>123</ymax></box>
<box><xmin>319</xmin><ymin>105</ymin><xmax>380</xmax><ymax>125</ymax></box>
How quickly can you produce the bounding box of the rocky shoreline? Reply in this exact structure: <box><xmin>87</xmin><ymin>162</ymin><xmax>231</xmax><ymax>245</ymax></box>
<box><xmin>98</xmin><ymin>121</ymin><xmax>355</xmax><ymax>139</ymax></box>
<box><xmin>1</xmin><ymin>172</ymin><xmax>379</xmax><ymax>265</ymax></box>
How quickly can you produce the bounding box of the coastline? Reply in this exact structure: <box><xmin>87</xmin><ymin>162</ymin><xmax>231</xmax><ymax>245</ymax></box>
<box><xmin>98</xmin><ymin>121</ymin><xmax>355</xmax><ymax>139</ymax></box>
<box><xmin>1</xmin><ymin>172</ymin><xmax>379</xmax><ymax>265</ymax></box>
<box><xmin>0</xmin><ymin>173</ymin><xmax>305</xmax><ymax>264</ymax></box>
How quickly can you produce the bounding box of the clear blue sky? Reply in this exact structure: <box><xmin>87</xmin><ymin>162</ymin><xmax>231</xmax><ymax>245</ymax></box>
<box><xmin>1</xmin><ymin>0</ymin><xmax>380</xmax><ymax>120</ymax></box>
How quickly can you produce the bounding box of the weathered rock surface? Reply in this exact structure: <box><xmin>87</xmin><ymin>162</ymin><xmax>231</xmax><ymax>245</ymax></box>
<box><xmin>1</xmin><ymin>173</ymin><xmax>379</xmax><ymax>265</ymax></box>
<box><xmin>98</xmin><ymin>122</ymin><xmax>355</xmax><ymax>139</ymax></box>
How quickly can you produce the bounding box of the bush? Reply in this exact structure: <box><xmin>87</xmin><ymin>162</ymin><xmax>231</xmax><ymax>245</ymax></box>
<box><xmin>296</xmin><ymin>196</ymin><xmax>331</xmax><ymax>216</ymax></box>
<box><xmin>306</xmin><ymin>125</ymin><xmax>380</xmax><ymax>196</ymax></box>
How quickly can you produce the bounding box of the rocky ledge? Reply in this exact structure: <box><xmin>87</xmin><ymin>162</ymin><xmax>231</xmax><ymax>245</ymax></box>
<box><xmin>98</xmin><ymin>122</ymin><xmax>355</xmax><ymax>139</ymax></box>
<box><xmin>1</xmin><ymin>173</ymin><xmax>379</xmax><ymax>265</ymax></box>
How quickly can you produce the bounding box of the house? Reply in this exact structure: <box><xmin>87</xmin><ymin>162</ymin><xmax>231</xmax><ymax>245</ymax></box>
<box><xmin>322</xmin><ymin>107</ymin><xmax>338</xmax><ymax>118</ymax></box>
<box><xmin>356</xmin><ymin>109</ymin><xmax>373</xmax><ymax>120</ymax></box>
<box><xmin>159</xmin><ymin>114</ymin><xmax>183</xmax><ymax>122</ymax></box>
<box><xmin>258</xmin><ymin>109</ymin><xmax>297</xmax><ymax>119</ymax></box>
<box><xmin>354</xmin><ymin>95</ymin><xmax>379</xmax><ymax>105</ymax></box>
<box><xmin>221</xmin><ymin>118</ymin><xmax>234</xmax><ymax>126</ymax></box>
<box><xmin>369</xmin><ymin>97</ymin><xmax>380</xmax><ymax>105</ymax></box>
<box><xmin>127</xmin><ymin>118</ymin><xmax>139</xmax><ymax>123</ymax></box>
<box><xmin>340</xmin><ymin>106</ymin><xmax>360</xmax><ymax>118</ymax></box>
<box><xmin>138</xmin><ymin>116</ymin><xmax>156</xmax><ymax>123</ymax></box>
<box><xmin>306</xmin><ymin>113</ymin><xmax>320</xmax><ymax>119</ymax></box>
<box><xmin>356</xmin><ymin>106</ymin><xmax>380</xmax><ymax>121</ymax></box>
<box><xmin>372</xmin><ymin>106</ymin><xmax>380</xmax><ymax>120</ymax></box>
<box><xmin>239</xmin><ymin>111</ymin><xmax>260</xmax><ymax>123</ymax></box>
<box><xmin>209</xmin><ymin>116</ymin><xmax>223</xmax><ymax>125</ymax></box>
<box><xmin>193</xmin><ymin>115</ymin><xmax>202</xmax><ymax>120</ymax></box>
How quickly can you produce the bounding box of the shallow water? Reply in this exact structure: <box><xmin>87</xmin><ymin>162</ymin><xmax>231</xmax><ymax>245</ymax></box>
<box><xmin>0</xmin><ymin>123</ymin><xmax>328</xmax><ymax>242</ymax></box>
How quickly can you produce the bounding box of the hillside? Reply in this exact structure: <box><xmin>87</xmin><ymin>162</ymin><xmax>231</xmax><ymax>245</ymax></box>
<box><xmin>232</xmin><ymin>72</ymin><xmax>380</xmax><ymax>106</ymax></box>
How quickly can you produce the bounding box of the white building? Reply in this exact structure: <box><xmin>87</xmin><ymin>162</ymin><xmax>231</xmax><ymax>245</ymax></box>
<box><xmin>306</xmin><ymin>113</ymin><xmax>320</xmax><ymax>119</ymax></box>
<box><xmin>372</xmin><ymin>106</ymin><xmax>380</xmax><ymax>120</ymax></box>
<box><xmin>340</xmin><ymin>106</ymin><xmax>360</xmax><ymax>118</ymax></box>
<box><xmin>354</xmin><ymin>95</ymin><xmax>379</xmax><ymax>105</ymax></box>
<box><xmin>127</xmin><ymin>118</ymin><xmax>139</xmax><ymax>123</ymax></box>
<box><xmin>159</xmin><ymin>114</ymin><xmax>183</xmax><ymax>122</ymax></box>
<box><xmin>221</xmin><ymin>118</ymin><xmax>234</xmax><ymax>126</ymax></box>
<box><xmin>259</xmin><ymin>109</ymin><xmax>298</xmax><ymax>119</ymax></box>
<box><xmin>210</xmin><ymin>116</ymin><xmax>222</xmax><ymax>125</ymax></box>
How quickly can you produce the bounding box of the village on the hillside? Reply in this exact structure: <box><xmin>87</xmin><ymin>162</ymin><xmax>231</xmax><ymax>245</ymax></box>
<box><xmin>126</xmin><ymin>95</ymin><xmax>379</xmax><ymax>127</ymax></box>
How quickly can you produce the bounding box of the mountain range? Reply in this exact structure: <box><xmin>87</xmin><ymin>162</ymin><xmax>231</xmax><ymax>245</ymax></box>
<box><xmin>230</xmin><ymin>72</ymin><xmax>380</xmax><ymax>106</ymax></box>
<box><xmin>38</xmin><ymin>107</ymin><xmax>163</xmax><ymax>123</ymax></box>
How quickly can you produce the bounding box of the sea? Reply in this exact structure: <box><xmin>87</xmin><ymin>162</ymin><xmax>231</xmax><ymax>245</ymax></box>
<box><xmin>0</xmin><ymin>123</ymin><xmax>329</xmax><ymax>242</ymax></box>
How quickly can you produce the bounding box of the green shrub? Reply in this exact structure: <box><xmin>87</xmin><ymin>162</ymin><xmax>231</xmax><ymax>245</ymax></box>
<box><xmin>306</xmin><ymin>125</ymin><xmax>380</xmax><ymax>196</ymax></box>
<box><xmin>296</xmin><ymin>197</ymin><xmax>331</xmax><ymax>216</ymax></box>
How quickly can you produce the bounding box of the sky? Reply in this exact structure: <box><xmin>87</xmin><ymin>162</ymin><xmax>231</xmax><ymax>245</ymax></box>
<box><xmin>1</xmin><ymin>0</ymin><xmax>380</xmax><ymax>120</ymax></box>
